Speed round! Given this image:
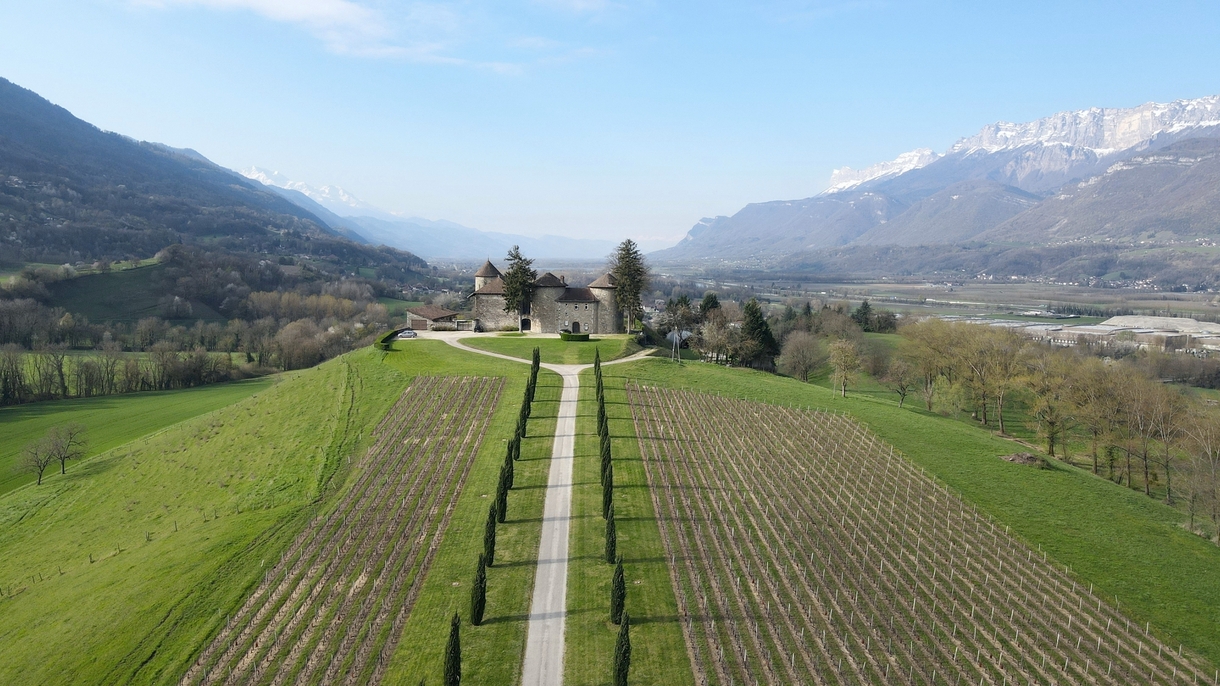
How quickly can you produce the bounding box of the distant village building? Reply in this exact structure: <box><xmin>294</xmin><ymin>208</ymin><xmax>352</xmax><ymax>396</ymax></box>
<box><xmin>469</xmin><ymin>260</ymin><xmax>623</xmax><ymax>333</ymax></box>
<box><xmin>957</xmin><ymin>314</ymin><xmax>1220</xmax><ymax>353</ymax></box>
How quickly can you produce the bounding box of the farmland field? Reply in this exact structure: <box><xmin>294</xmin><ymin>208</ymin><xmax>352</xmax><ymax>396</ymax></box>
<box><xmin>183</xmin><ymin>375</ymin><xmax>503</xmax><ymax>685</ymax></box>
<box><xmin>629</xmin><ymin>384</ymin><xmax>1209</xmax><ymax>685</ymax></box>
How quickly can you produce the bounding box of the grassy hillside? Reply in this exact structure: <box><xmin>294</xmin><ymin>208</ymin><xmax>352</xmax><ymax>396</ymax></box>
<box><xmin>609</xmin><ymin>357</ymin><xmax>1220</xmax><ymax>668</ymax></box>
<box><xmin>463</xmin><ymin>334</ymin><xmax>641</xmax><ymax>365</ymax></box>
<box><xmin>0</xmin><ymin>378</ymin><xmax>273</xmax><ymax>496</ymax></box>
<box><xmin>0</xmin><ymin>351</ymin><xmax>406</xmax><ymax>684</ymax></box>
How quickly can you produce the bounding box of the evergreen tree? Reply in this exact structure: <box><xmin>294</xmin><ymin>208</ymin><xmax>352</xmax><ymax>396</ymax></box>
<box><xmin>740</xmin><ymin>298</ymin><xmax>779</xmax><ymax>367</ymax></box>
<box><xmin>470</xmin><ymin>554</ymin><xmax>487</xmax><ymax>626</ymax></box>
<box><xmin>495</xmin><ymin>465</ymin><xmax>509</xmax><ymax>523</ymax></box>
<box><xmin>851</xmin><ymin>299</ymin><xmax>874</xmax><ymax>331</ymax></box>
<box><xmin>444</xmin><ymin>612</ymin><xmax>461</xmax><ymax>686</ymax></box>
<box><xmin>520</xmin><ymin>385</ymin><xmax>532</xmax><ymax>421</ymax></box>
<box><xmin>602</xmin><ymin>461</ymin><xmax>614</xmax><ymax>519</ymax></box>
<box><xmin>501</xmin><ymin>246</ymin><xmax>537</xmax><ymax>325</ymax></box>
<box><xmin>699</xmin><ymin>292</ymin><xmax>721</xmax><ymax>320</ymax></box>
<box><xmin>503</xmin><ymin>446</ymin><xmax>515</xmax><ymax>488</ymax></box>
<box><xmin>609</xmin><ymin>240</ymin><xmax>649</xmax><ymax>332</ymax></box>
<box><xmin>610</xmin><ymin>554</ymin><xmax>626</xmax><ymax>624</ymax></box>
<box><xmin>483</xmin><ymin>503</ymin><xmax>497</xmax><ymax>566</ymax></box>
<box><xmin>605</xmin><ymin>503</ymin><xmax>617</xmax><ymax>563</ymax></box>
<box><xmin>597</xmin><ymin>399</ymin><xmax>608</xmax><ymax>438</ymax></box>
<box><xmin>613</xmin><ymin>612</ymin><xmax>632</xmax><ymax>686</ymax></box>
<box><xmin>600</xmin><ymin>438</ymin><xmax>612</xmax><ymax>488</ymax></box>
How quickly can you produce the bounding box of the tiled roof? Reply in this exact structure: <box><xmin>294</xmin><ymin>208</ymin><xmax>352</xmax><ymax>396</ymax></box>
<box><xmin>556</xmin><ymin>287</ymin><xmax>598</xmax><ymax>303</ymax></box>
<box><xmin>474</xmin><ymin>260</ymin><xmax>501</xmax><ymax>278</ymax></box>
<box><xmin>407</xmin><ymin>305</ymin><xmax>459</xmax><ymax>321</ymax></box>
<box><xmin>534</xmin><ymin>272</ymin><xmax>566</xmax><ymax>288</ymax></box>
<box><xmin>588</xmin><ymin>272</ymin><xmax>617</xmax><ymax>288</ymax></box>
<box><xmin>473</xmin><ymin>277</ymin><xmax>505</xmax><ymax>295</ymax></box>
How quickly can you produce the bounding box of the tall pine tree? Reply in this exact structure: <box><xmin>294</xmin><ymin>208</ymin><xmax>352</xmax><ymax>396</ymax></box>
<box><xmin>501</xmin><ymin>246</ymin><xmax>536</xmax><ymax>327</ymax></box>
<box><xmin>613</xmin><ymin>612</ymin><xmax>632</xmax><ymax>686</ymax></box>
<box><xmin>470</xmin><ymin>554</ymin><xmax>487</xmax><ymax>626</ymax></box>
<box><xmin>610</xmin><ymin>555</ymin><xmax>626</xmax><ymax>624</ymax></box>
<box><xmin>444</xmin><ymin>612</ymin><xmax>461</xmax><ymax>686</ymax></box>
<box><xmin>609</xmin><ymin>240</ymin><xmax>648</xmax><ymax>332</ymax></box>
<box><xmin>483</xmin><ymin>503</ymin><xmax>497</xmax><ymax>566</ymax></box>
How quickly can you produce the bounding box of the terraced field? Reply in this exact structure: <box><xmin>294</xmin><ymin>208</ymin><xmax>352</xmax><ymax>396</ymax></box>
<box><xmin>182</xmin><ymin>376</ymin><xmax>503</xmax><ymax>686</ymax></box>
<box><xmin>628</xmin><ymin>384</ymin><xmax>1210</xmax><ymax>686</ymax></box>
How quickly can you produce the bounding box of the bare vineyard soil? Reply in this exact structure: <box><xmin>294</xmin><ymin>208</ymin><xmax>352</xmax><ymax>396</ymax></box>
<box><xmin>628</xmin><ymin>385</ymin><xmax>1211</xmax><ymax>686</ymax></box>
<box><xmin>180</xmin><ymin>376</ymin><xmax>503</xmax><ymax>686</ymax></box>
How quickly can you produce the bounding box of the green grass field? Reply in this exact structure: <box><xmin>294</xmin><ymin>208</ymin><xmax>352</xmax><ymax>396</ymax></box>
<box><xmin>463</xmin><ymin>334</ymin><xmax>642</xmax><ymax>365</ymax></box>
<box><xmin>608</xmin><ymin>357</ymin><xmax>1220</xmax><ymax>669</ymax></box>
<box><xmin>377</xmin><ymin>297</ymin><xmax>425</xmax><ymax>315</ymax></box>
<box><xmin>0</xmin><ymin>378</ymin><xmax>274</xmax><ymax>496</ymax></box>
<box><xmin>563</xmin><ymin>369</ymin><xmax>693</xmax><ymax>686</ymax></box>
<box><xmin>0</xmin><ymin>353</ymin><xmax>406</xmax><ymax>683</ymax></box>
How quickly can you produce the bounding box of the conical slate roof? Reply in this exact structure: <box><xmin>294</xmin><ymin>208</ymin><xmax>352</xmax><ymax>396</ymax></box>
<box><xmin>534</xmin><ymin>272</ymin><xmax>567</xmax><ymax>288</ymax></box>
<box><xmin>474</xmin><ymin>260</ymin><xmax>501</xmax><ymax>278</ymax></box>
<box><xmin>588</xmin><ymin>273</ymin><xmax>617</xmax><ymax>288</ymax></box>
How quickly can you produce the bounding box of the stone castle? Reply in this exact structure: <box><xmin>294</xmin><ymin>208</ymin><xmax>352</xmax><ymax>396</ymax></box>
<box><xmin>470</xmin><ymin>260</ymin><xmax>623</xmax><ymax>334</ymax></box>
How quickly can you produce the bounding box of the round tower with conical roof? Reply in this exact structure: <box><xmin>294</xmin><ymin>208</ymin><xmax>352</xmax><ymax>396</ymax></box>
<box><xmin>474</xmin><ymin>260</ymin><xmax>501</xmax><ymax>292</ymax></box>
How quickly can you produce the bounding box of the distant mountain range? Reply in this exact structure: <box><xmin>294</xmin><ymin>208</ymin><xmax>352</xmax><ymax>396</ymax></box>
<box><xmin>654</xmin><ymin>95</ymin><xmax>1220</xmax><ymax>283</ymax></box>
<box><xmin>0</xmin><ymin>76</ymin><xmax>428</xmax><ymax>276</ymax></box>
<box><xmin>241</xmin><ymin>167</ymin><xmax>625</xmax><ymax>261</ymax></box>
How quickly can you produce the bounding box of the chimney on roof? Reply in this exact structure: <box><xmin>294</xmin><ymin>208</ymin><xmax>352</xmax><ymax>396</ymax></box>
<box><xmin>561</xmin><ymin>275</ymin><xmax>566</xmax><ymax>284</ymax></box>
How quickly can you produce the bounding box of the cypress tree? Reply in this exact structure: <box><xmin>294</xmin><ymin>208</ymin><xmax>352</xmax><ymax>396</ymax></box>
<box><xmin>597</xmin><ymin>400</ymin><xmax>607</xmax><ymax>438</ymax></box>
<box><xmin>495</xmin><ymin>464</ymin><xmax>509</xmax><ymax>523</ymax></box>
<box><xmin>600</xmin><ymin>439</ymin><xmax>612</xmax><ymax>488</ymax></box>
<box><xmin>444</xmin><ymin>612</ymin><xmax>461</xmax><ymax>686</ymax></box>
<box><xmin>602</xmin><ymin>461</ymin><xmax>613</xmax><ymax>519</ymax></box>
<box><xmin>613</xmin><ymin>612</ymin><xmax>632</xmax><ymax>686</ymax></box>
<box><xmin>510</xmin><ymin>432</ymin><xmax>521</xmax><ymax>461</ymax></box>
<box><xmin>503</xmin><ymin>447</ymin><xmax>515</xmax><ymax>488</ymax></box>
<box><xmin>605</xmin><ymin>504</ymin><xmax>617</xmax><ymax>563</ymax></box>
<box><xmin>521</xmin><ymin>386</ymin><xmax>532</xmax><ymax>421</ymax></box>
<box><xmin>610</xmin><ymin>554</ymin><xmax>625</xmax><ymax>624</ymax></box>
<box><xmin>470</xmin><ymin>554</ymin><xmax>487</xmax><ymax>626</ymax></box>
<box><xmin>483</xmin><ymin>503</ymin><xmax>497</xmax><ymax>566</ymax></box>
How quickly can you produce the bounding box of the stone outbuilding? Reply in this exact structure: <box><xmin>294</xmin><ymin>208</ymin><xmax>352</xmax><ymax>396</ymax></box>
<box><xmin>406</xmin><ymin>305</ymin><xmax>460</xmax><ymax>330</ymax></box>
<box><xmin>469</xmin><ymin>260</ymin><xmax>623</xmax><ymax>334</ymax></box>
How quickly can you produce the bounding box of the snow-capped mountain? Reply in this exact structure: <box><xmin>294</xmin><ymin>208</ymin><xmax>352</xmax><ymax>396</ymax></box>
<box><xmin>241</xmin><ymin>167</ymin><xmax>391</xmax><ymax>219</ymax></box>
<box><xmin>826</xmin><ymin>148</ymin><xmax>939</xmax><ymax>193</ymax></box>
<box><xmin>826</xmin><ymin>95</ymin><xmax>1220</xmax><ymax>194</ymax></box>
<box><xmin>653</xmin><ymin>93</ymin><xmax>1220</xmax><ymax>264</ymax></box>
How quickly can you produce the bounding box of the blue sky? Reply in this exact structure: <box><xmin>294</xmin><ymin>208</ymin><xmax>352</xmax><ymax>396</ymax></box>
<box><xmin>3</xmin><ymin>1</ymin><xmax>1220</xmax><ymax>247</ymax></box>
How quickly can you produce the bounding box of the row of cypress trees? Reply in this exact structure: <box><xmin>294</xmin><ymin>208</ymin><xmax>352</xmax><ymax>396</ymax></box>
<box><xmin>595</xmin><ymin>350</ymin><xmax>632</xmax><ymax>685</ymax></box>
<box><xmin>443</xmin><ymin>348</ymin><xmax>542</xmax><ymax>685</ymax></box>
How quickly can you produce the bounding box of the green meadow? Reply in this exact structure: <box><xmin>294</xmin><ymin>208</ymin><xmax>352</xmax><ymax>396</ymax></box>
<box><xmin>0</xmin><ymin>378</ymin><xmax>273</xmax><ymax>496</ymax></box>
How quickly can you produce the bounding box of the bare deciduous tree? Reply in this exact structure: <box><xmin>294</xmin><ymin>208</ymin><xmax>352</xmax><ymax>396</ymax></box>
<box><xmin>828</xmin><ymin>339</ymin><xmax>860</xmax><ymax>398</ymax></box>
<box><xmin>777</xmin><ymin>331</ymin><xmax>826</xmax><ymax>382</ymax></box>
<box><xmin>47</xmin><ymin>423</ymin><xmax>88</xmax><ymax>475</ymax></box>
<box><xmin>23</xmin><ymin>438</ymin><xmax>54</xmax><ymax>485</ymax></box>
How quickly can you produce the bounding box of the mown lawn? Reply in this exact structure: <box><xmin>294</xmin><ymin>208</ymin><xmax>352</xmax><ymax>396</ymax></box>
<box><xmin>379</xmin><ymin>340</ymin><xmax>554</xmax><ymax>685</ymax></box>
<box><xmin>463</xmin><ymin>334</ymin><xmax>641</xmax><ymax>365</ymax></box>
<box><xmin>563</xmin><ymin>368</ymin><xmax>694</xmax><ymax>686</ymax></box>
<box><xmin>611</xmin><ymin>357</ymin><xmax>1220</xmax><ymax>669</ymax></box>
<box><xmin>0</xmin><ymin>378</ymin><xmax>274</xmax><ymax>496</ymax></box>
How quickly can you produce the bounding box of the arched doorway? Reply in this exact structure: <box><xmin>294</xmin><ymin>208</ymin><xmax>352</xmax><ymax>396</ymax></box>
<box><xmin>521</xmin><ymin>318</ymin><xmax>532</xmax><ymax>331</ymax></box>
<box><xmin>571</xmin><ymin>321</ymin><xmax>581</xmax><ymax>333</ymax></box>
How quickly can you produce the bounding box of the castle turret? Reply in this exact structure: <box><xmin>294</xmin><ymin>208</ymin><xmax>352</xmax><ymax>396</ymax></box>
<box><xmin>588</xmin><ymin>273</ymin><xmax>622</xmax><ymax>333</ymax></box>
<box><xmin>474</xmin><ymin>260</ymin><xmax>501</xmax><ymax>292</ymax></box>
